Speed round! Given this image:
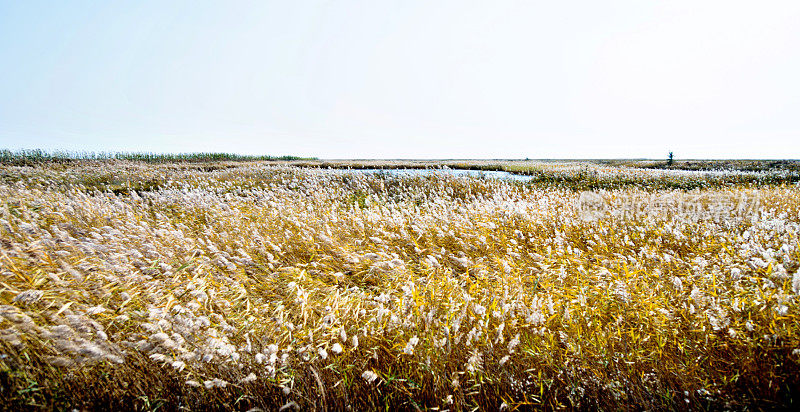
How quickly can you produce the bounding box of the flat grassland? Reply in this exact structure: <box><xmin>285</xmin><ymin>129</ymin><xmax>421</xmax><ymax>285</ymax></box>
<box><xmin>1</xmin><ymin>160</ymin><xmax>799</xmax><ymax>410</ymax></box>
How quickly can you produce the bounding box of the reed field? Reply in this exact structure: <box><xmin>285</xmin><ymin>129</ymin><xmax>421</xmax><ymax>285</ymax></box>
<box><xmin>1</xmin><ymin>159</ymin><xmax>800</xmax><ymax>410</ymax></box>
<box><xmin>0</xmin><ymin>149</ymin><xmax>315</xmax><ymax>165</ymax></box>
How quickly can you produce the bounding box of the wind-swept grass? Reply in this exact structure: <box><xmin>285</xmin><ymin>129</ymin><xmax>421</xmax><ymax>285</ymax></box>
<box><xmin>1</xmin><ymin>161</ymin><xmax>799</xmax><ymax>410</ymax></box>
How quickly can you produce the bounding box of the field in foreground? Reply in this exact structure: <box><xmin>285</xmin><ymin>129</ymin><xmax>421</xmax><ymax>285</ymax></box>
<box><xmin>1</xmin><ymin>161</ymin><xmax>800</xmax><ymax>410</ymax></box>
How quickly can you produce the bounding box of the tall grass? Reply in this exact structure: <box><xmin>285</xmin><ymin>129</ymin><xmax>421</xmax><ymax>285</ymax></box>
<box><xmin>0</xmin><ymin>149</ymin><xmax>316</xmax><ymax>165</ymax></box>
<box><xmin>1</xmin><ymin>161</ymin><xmax>799</xmax><ymax>410</ymax></box>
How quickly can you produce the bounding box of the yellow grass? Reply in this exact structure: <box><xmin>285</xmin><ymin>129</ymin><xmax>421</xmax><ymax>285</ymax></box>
<box><xmin>1</xmin><ymin>161</ymin><xmax>799</xmax><ymax>410</ymax></box>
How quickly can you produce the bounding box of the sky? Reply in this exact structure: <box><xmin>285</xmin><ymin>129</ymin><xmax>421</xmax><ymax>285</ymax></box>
<box><xmin>1</xmin><ymin>1</ymin><xmax>799</xmax><ymax>159</ymax></box>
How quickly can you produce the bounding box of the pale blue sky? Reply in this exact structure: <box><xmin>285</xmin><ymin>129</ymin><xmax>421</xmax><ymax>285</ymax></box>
<box><xmin>1</xmin><ymin>1</ymin><xmax>799</xmax><ymax>159</ymax></box>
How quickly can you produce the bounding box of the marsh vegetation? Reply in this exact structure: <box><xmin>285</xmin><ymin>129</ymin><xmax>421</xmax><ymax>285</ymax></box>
<box><xmin>1</xmin><ymin>160</ymin><xmax>799</xmax><ymax>410</ymax></box>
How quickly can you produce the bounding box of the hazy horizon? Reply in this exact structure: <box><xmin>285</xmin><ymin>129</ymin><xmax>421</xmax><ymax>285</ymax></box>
<box><xmin>2</xmin><ymin>1</ymin><xmax>799</xmax><ymax>159</ymax></box>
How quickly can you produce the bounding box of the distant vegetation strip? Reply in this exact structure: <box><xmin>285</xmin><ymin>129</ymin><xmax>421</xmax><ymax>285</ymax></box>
<box><xmin>295</xmin><ymin>159</ymin><xmax>800</xmax><ymax>173</ymax></box>
<box><xmin>292</xmin><ymin>161</ymin><xmax>800</xmax><ymax>190</ymax></box>
<box><xmin>0</xmin><ymin>149</ymin><xmax>316</xmax><ymax>164</ymax></box>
